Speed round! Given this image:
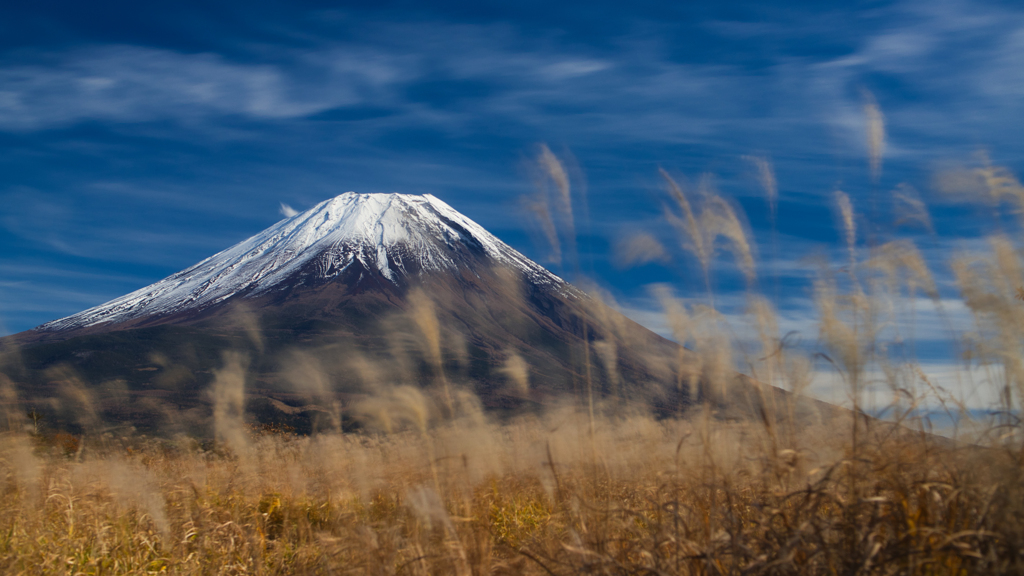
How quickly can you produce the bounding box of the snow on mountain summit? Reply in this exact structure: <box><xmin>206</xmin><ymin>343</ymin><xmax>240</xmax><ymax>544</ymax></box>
<box><xmin>38</xmin><ymin>192</ymin><xmax>565</xmax><ymax>332</ymax></box>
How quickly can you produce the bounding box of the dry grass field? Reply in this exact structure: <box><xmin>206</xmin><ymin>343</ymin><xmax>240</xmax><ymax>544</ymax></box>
<box><xmin>1</xmin><ymin>403</ymin><xmax>1022</xmax><ymax>575</ymax></box>
<box><xmin>6</xmin><ymin>148</ymin><xmax>1024</xmax><ymax>574</ymax></box>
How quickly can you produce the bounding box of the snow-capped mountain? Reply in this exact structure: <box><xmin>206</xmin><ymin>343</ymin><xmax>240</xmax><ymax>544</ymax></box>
<box><xmin>11</xmin><ymin>191</ymin><xmax>824</xmax><ymax>432</ymax></box>
<box><xmin>38</xmin><ymin>192</ymin><xmax>568</xmax><ymax>332</ymax></box>
<box><xmin>15</xmin><ymin>190</ymin><xmax>699</xmax><ymax>425</ymax></box>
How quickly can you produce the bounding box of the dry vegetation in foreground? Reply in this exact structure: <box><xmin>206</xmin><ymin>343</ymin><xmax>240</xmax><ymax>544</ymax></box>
<box><xmin>9</xmin><ymin>118</ymin><xmax>1024</xmax><ymax>574</ymax></box>
<box><xmin>1</xmin><ymin>405</ymin><xmax>1023</xmax><ymax>575</ymax></box>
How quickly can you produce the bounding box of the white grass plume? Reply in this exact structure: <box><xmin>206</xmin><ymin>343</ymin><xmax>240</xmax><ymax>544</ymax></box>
<box><xmin>977</xmin><ymin>151</ymin><xmax>1024</xmax><ymax>225</ymax></box>
<box><xmin>281</xmin><ymin>350</ymin><xmax>341</xmax><ymax>431</ymax></box>
<box><xmin>521</xmin><ymin>194</ymin><xmax>561</xmax><ymax>264</ymax></box>
<box><xmin>499</xmin><ymin>350</ymin><xmax>531</xmax><ymax>396</ymax></box>
<box><xmin>540</xmin><ymin>144</ymin><xmax>574</xmax><ymax>237</ymax></box>
<box><xmin>863</xmin><ymin>90</ymin><xmax>885</xmax><ymax>183</ymax></box>
<box><xmin>211</xmin><ymin>352</ymin><xmax>249</xmax><ymax>455</ymax></box>
<box><xmin>534</xmin><ymin>144</ymin><xmax>578</xmax><ymax>270</ymax></box>
<box><xmin>408</xmin><ymin>288</ymin><xmax>452</xmax><ymax>414</ymax></box>
<box><xmin>746</xmin><ymin>155</ymin><xmax>778</xmax><ymax>221</ymax></box>
<box><xmin>651</xmin><ymin>284</ymin><xmax>703</xmax><ymax>402</ymax></box>
<box><xmin>868</xmin><ymin>240</ymin><xmax>939</xmax><ymax>302</ymax></box>
<box><xmin>699</xmin><ymin>187</ymin><xmax>757</xmax><ymax>286</ymax></box>
<box><xmin>661</xmin><ymin>169</ymin><xmax>708</xmax><ymax>272</ymax></box>
<box><xmin>892</xmin><ymin>183</ymin><xmax>934</xmax><ymax>233</ymax></box>
<box><xmin>835</xmin><ymin>190</ymin><xmax>857</xmax><ymax>272</ymax></box>
<box><xmin>614</xmin><ymin>232</ymin><xmax>669</xmax><ymax>268</ymax></box>
<box><xmin>354</xmin><ymin>384</ymin><xmax>433</xmax><ymax>434</ymax></box>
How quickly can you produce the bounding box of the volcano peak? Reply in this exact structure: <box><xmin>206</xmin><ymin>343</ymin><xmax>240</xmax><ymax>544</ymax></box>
<box><xmin>38</xmin><ymin>192</ymin><xmax>564</xmax><ymax>333</ymax></box>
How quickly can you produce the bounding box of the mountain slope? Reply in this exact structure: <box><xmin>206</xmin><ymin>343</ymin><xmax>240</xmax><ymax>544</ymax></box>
<box><xmin>38</xmin><ymin>193</ymin><xmax>568</xmax><ymax>333</ymax></box>
<box><xmin>3</xmin><ymin>192</ymin><xmax>828</xmax><ymax>435</ymax></box>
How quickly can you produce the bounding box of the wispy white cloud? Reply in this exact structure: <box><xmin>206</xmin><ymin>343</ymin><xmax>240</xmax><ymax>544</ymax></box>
<box><xmin>0</xmin><ymin>44</ymin><xmax>417</xmax><ymax>130</ymax></box>
<box><xmin>0</xmin><ymin>2</ymin><xmax>1019</xmax><ymax>164</ymax></box>
<box><xmin>279</xmin><ymin>202</ymin><xmax>298</xmax><ymax>217</ymax></box>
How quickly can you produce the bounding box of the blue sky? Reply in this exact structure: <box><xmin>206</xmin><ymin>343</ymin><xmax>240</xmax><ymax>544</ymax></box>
<box><xmin>4</xmin><ymin>0</ymin><xmax>1024</xmax><ymax>406</ymax></box>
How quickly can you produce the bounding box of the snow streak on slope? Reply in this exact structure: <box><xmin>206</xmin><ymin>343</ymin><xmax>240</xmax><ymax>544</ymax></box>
<box><xmin>39</xmin><ymin>193</ymin><xmax>567</xmax><ymax>332</ymax></box>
